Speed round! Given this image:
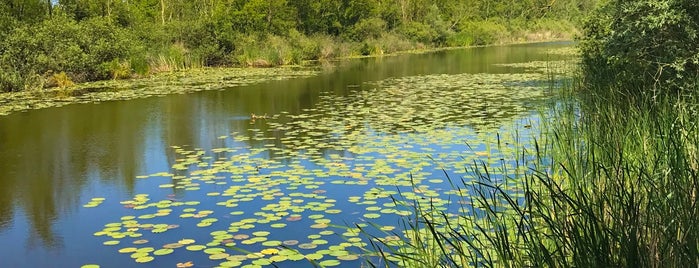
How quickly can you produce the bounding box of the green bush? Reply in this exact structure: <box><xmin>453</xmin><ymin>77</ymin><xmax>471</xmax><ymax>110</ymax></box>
<box><xmin>580</xmin><ymin>0</ymin><xmax>699</xmax><ymax>94</ymax></box>
<box><xmin>397</xmin><ymin>21</ymin><xmax>439</xmax><ymax>44</ymax></box>
<box><xmin>288</xmin><ymin>30</ymin><xmax>321</xmax><ymax>61</ymax></box>
<box><xmin>456</xmin><ymin>20</ymin><xmax>508</xmax><ymax>46</ymax></box>
<box><xmin>445</xmin><ymin>31</ymin><xmax>474</xmax><ymax>47</ymax></box>
<box><xmin>0</xmin><ymin>15</ymin><xmax>132</xmax><ymax>91</ymax></box>
<box><xmin>348</xmin><ymin>18</ymin><xmax>387</xmax><ymax>41</ymax></box>
<box><xmin>173</xmin><ymin>20</ymin><xmax>233</xmax><ymax>66</ymax></box>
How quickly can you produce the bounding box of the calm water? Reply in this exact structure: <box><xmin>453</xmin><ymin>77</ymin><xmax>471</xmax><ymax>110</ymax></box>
<box><xmin>0</xmin><ymin>42</ymin><xmax>572</xmax><ymax>267</ymax></box>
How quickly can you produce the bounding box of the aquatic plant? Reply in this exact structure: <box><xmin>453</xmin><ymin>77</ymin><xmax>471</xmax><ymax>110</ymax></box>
<box><xmin>365</xmin><ymin>71</ymin><xmax>699</xmax><ymax>267</ymax></box>
<box><xmin>80</xmin><ymin>65</ymin><xmax>553</xmax><ymax>267</ymax></box>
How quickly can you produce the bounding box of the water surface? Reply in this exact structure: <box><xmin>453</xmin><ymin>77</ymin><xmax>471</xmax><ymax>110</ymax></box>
<box><xmin>0</xmin><ymin>42</ymin><xmax>572</xmax><ymax>267</ymax></box>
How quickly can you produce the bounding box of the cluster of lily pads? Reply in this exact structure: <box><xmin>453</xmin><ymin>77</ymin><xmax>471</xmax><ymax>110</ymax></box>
<box><xmin>0</xmin><ymin>67</ymin><xmax>320</xmax><ymax>116</ymax></box>
<box><xmin>84</xmin><ymin>68</ymin><xmax>550</xmax><ymax>267</ymax></box>
<box><xmin>495</xmin><ymin>60</ymin><xmax>579</xmax><ymax>75</ymax></box>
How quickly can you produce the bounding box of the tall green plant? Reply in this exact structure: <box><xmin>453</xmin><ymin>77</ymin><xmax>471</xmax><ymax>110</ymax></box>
<box><xmin>364</xmin><ymin>76</ymin><xmax>699</xmax><ymax>267</ymax></box>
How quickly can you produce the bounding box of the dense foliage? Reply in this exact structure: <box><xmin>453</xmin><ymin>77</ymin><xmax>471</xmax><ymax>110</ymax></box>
<box><xmin>0</xmin><ymin>0</ymin><xmax>595</xmax><ymax>92</ymax></box>
<box><xmin>580</xmin><ymin>0</ymin><xmax>699</xmax><ymax>94</ymax></box>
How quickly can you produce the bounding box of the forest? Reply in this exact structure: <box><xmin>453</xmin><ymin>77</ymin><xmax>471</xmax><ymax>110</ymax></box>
<box><xmin>0</xmin><ymin>0</ymin><xmax>594</xmax><ymax>92</ymax></box>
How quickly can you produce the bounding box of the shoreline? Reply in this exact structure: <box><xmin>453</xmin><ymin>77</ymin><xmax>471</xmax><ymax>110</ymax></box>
<box><xmin>0</xmin><ymin>39</ymin><xmax>573</xmax><ymax>117</ymax></box>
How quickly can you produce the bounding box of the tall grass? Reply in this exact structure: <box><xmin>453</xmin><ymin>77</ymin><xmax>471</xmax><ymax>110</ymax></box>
<box><xmin>364</xmin><ymin>71</ymin><xmax>699</xmax><ymax>267</ymax></box>
<box><xmin>148</xmin><ymin>43</ymin><xmax>204</xmax><ymax>72</ymax></box>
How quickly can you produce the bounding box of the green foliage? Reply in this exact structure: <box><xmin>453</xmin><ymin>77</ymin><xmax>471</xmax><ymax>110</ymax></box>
<box><xmin>580</xmin><ymin>0</ymin><xmax>699</xmax><ymax>94</ymax></box>
<box><xmin>0</xmin><ymin>15</ymin><xmax>132</xmax><ymax>91</ymax></box>
<box><xmin>455</xmin><ymin>20</ymin><xmax>508</xmax><ymax>46</ymax></box>
<box><xmin>398</xmin><ymin>21</ymin><xmax>440</xmax><ymax>44</ymax></box>
<box><xmin>348</xmin><ymin>18</ymin><xmax>386</xmax><ymax>41</ymax></box>
<box><xmin>51</xmin><ymin>71</ymin><xmax>75</xmax><ymax>88</ymax></box>
<box><xmin>102</xmin><ymin>59</ymin><xmax>131</xmax><ymax>80</ymax></box>
<box><xmin>0</xmin><ymin>0</ymin><xmax>596</xmax><ymax>91</ymax></box>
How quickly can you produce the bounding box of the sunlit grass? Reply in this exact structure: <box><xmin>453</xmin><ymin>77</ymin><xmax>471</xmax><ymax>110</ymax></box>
<box><xmin>366</xmin><ymin>73</ymin><xmax>699</xmax><ymax>267</ymax></box>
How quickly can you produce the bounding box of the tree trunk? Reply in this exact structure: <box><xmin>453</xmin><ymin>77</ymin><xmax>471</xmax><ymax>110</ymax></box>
<box><xmin>107</xmin><ymin>0</ymin><xmax>111</xmax><ymax>17</ymax></box>
<box><xmin>160</xmin><ymin>0</ymin><xmax>166</xmax><ymax>25</ymax></box>
<box><xmin>399</xmin><ymin>0</ymin><xmax>408</xmax><ymax>22</ymax></box>
<box><xmin>46</xmin><ymin>0</ymin><xmax>52</xmax><ymax>18</ymax></box>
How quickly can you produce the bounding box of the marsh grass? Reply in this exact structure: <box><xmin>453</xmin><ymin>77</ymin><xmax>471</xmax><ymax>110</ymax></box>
<box><xmin>149</xmin><ymin>43</ymin><xmax>203</xmax><ymax>72</ymax></box>
<box><xmin>365</xmin><ymin>74</ymin><xmax>699</xmax><ymax>267</ymax></box>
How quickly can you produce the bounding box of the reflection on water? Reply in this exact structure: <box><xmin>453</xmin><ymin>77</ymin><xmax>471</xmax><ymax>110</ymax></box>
<box><xmin>0</xmin><ymin>42</ymin><xmax>572</xmax><ymax>266</ymax></box>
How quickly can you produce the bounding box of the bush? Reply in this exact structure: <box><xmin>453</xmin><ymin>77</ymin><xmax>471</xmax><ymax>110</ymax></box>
<box><xmin>173</xmin><ymin>20</ymin><xmax>233</xmax><ymax>66</ymax></box>
<box><xmin>397</xmin><ymin>21</ymin><xmax>439</xmax><ymax>44</ymax></box>
<box><xmin>0</xmin><ymin>15</ymin><xmax>132</xmax><ymax>91</ymax></box>
<box><xmin>445</xmin><ymin>31</ymin><xmax>474</xmax><ymax>47</ymax></box>
<box><xmin>348</xmin><ymin>18</ymin><xmax>387</xmax><ymax>41</ymax></box>
<box><xmin>456</xmin><ymin>20</ymin><xmax>508</xmax><ymax>46</ymax></box>
<box><xmin>580</xmin><ymin>0</ymin><xmax>699</xmax><ymax>94</ymax></box>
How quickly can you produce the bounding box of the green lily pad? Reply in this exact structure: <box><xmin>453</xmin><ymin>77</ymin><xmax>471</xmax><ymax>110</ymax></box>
<box><xmin>305</xmin><ymin>253</ymin><xmax>323</xmax><ymax>260</ymax></box>
<box><xmin>134</xmin><ymin>256</ymin><xmax>154</xmax><ymax>263</ymax></box>
<box><xmin>319</xmin><ymin>259</ymin><xmax>341</xmax><ymax>266</ymax></box>
<box><xmin>185</xmin><ymin>245</ymin><xmax>206</xmax><ymax>251</ymax></box>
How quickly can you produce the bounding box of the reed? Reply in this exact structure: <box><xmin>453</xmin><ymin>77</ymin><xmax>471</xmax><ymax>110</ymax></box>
<box><xmin>364</xmin><ymin>70</ymin><xmax>699</xmax><ymax>267</ymax></box>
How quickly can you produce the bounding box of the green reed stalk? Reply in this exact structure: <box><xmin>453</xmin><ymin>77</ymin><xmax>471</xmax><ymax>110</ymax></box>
<box><xmin>365</xmin><ymin>72</ymin><xmax>699</xmax><ymax>267</ymax></box>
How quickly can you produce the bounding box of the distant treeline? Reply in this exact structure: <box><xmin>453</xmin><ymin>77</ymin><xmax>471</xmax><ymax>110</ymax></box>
<box><xmin>0</xmin><ymin>0</ymin><xmax>596</xmax><ymax>92</ymax></box>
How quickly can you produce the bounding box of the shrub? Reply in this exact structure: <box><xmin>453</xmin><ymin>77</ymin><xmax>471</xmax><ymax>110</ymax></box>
<box><xmin>348</xmin><ymin>18</ymin><xmax>387</xmax><ymax>41</ymax></box>
<box><xmin>579</xmin><ymin>0</ymin><xmax>699</xmax><ymax>94</ymax></box>
<box><xmin>445</xmin><ymin>31</ymin><xmax>474</xmax><ymax>47</ymax></box>
<box><xmin>0</xmin><ymin>15</ymin><xmax>132</xmax><ymax>91</ymax></box>
<box><xmin>456</xmin><ymin>20</ymin><xmax>508</xmax><ymax>46</ymax></box>
<box><xmin>397</xmin><ymin>21</ymin><xmax>439</xmax><ymax>44</ymax></box>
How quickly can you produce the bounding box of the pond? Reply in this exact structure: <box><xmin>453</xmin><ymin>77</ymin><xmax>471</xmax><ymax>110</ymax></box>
<box><xmin>0</xmin><ymin>42</ymin><xmax>574</xmax><ymax>267</ymax></box>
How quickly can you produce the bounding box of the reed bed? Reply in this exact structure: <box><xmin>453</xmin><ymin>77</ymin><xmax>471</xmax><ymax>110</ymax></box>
<box><xmin>364</xmin><ymin>72</ymin><xmax>699</xmax><ymax>267</ymax></box>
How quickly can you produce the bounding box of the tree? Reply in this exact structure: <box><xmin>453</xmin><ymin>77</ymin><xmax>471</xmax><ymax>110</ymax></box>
<box><xmin>580</xmin><ymin>0</ymin><xmax>699</xmax><ymax>93</ymax></box>
<box><xmin>3</xmin><ymin>0</ymin><xmax>50</xmax><ymax>22</ymax></box>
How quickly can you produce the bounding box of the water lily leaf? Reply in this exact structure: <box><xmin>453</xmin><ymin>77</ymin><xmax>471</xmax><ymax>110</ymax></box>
<box><xmin>305</xmin><ymin>253</ymin><xmax>323</xmax><ymax>260</ymax></box>
<box><xmin>134</xmin><ymin>256</ymin><xmax>154</xmax><ymax>263</ymax></box>
<box><xmin>319</xmin><ymin>259</ymin><xmax>341</xmax><ymax>267</ymax></box>
<box><xmin>252</xmin><ymin>231</ymin><xmax>270</xmax><ymax>237</ymax></box>
<box><xmin>209</xmin><ymin>253</ymin><xmax>230</xmax><ymax>260</ymax></box>
<box><xmin>178</xmin><ymin>239</ymin><xmax>195</xmax><ymax>245</ymax></box>
<box><xmin>204</xmin><ymin>248</ymin><xmax>225</xmax><ymax>254</ymax></box>
<box><xmin>261</xmin><ymin>240</ymin><xmax>282</xmax><ymax>247</ymax></box>
<box><xmin>153</xmin><ymin>248</ymin><xmax>174</xmax><ymax>256</ymax></box>
<box><xmin>219</xmin><ymin>260</ymin><xmax>242</xmax><ymax>267</ymax></box>
<box><xmin>363</xmin><ymin>213</ymin><xmax>381</xmax><ymax>219</ymax></box>
<box><xmin>270</xmin><ymin>223</ymin><xmax>286</xmax><ymax>228</ymax></box>
<box><xmin>185</xmin><ymin>245</ymin><xmax>206</xmax><ymax>251</ymax></box>
<box><xmin>269</xmin><ymin>255</ymin><xmax>288</xmax><ymax>262</ymax></box>
<box><xmin>336</xmin><ymin>254</ymin><xmax>360</xmax><ymax>261</ymax></box>
<box><xmin>260</xmin><ymin>248</ymin><xmax>279</xmax><ymax>255</ymax></box>
<box><xmin>176</xmin><ymin>261</ymin><xmax>194</xmax><ymax>268</ymax></box>
<box><xmin>282</xmin><ymin>240</ymin><xmax>299</xmax><ymax>246</ymax></box>
<box><xmin>298</xmin><ymin>243</ymin><xmax>317</xmax><ymax>250</ymax></box>
<box><xmin>252</xmin><ymin>258</ymin><xmax>272</xmax><ymax>265</ymax></box>
<box><xmin>163</xmin><ymin>243</ymin><xmax>183</xmax><ymax>249</ymax></box>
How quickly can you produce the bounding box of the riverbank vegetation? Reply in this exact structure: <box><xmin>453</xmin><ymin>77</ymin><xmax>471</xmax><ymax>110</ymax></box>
<box><xmin>0</xmin><ymin>0</ymin><xmax>595</xmax><ymax>92</ymax></box>
<box><xmin>367</xmin><ymin>0</ymin><xmax>699</xmax><ymax>266</ymax></box>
